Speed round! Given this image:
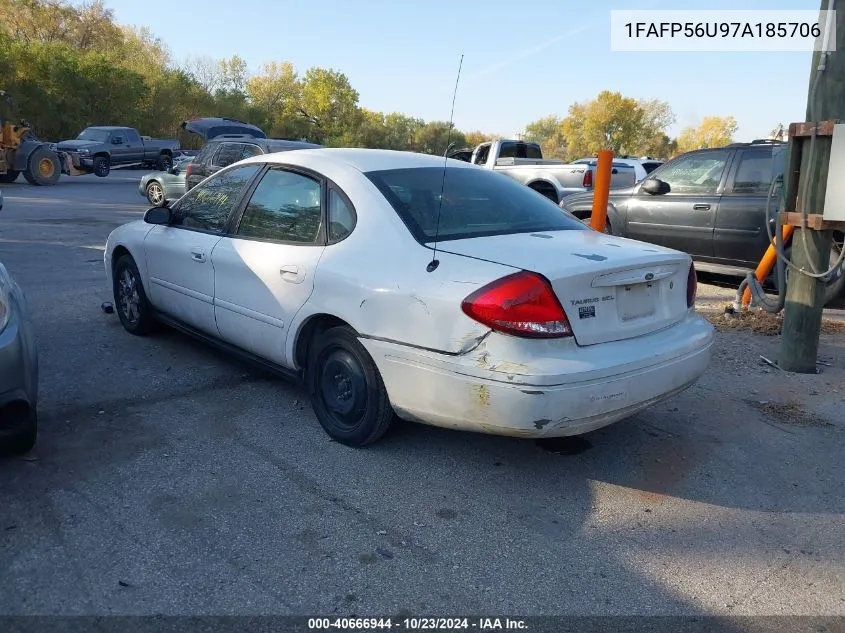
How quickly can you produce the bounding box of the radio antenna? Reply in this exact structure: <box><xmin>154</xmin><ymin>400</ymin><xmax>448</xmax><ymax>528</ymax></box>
<box><xmin>427</xmin><ymin>53</ymin><xmax>464</xmax><ymax>273</ymax></box>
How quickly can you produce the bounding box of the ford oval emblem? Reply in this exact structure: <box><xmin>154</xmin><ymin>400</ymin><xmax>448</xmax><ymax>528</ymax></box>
<box><xmin>645</xmin><ymin>272</ymin><xmax>655</xmax><ymax>281</ymax></box>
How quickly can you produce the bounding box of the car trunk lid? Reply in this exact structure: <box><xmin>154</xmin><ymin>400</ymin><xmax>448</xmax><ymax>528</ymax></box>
<box><xmin>439</xmin><ymin>230</ymin><xmax>692</xmax><ymax>346</ymax></box>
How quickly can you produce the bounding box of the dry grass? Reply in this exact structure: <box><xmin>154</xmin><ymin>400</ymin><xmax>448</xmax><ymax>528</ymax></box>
<box><xmin>703</xmin><ymin>308</ymin><xmax>845</xmax><ymax>336</ymax></box>
<box><xmin>747</xmin><ymin>398</ymin><xmax>832</xmax><ymax>428</ymax></box>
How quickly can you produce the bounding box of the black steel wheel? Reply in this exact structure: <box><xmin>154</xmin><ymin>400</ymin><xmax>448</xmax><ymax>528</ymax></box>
<box><xmin>306</xmin><ymin>326</ymin><xmax>393</xmax><ymax>447</ymax></box>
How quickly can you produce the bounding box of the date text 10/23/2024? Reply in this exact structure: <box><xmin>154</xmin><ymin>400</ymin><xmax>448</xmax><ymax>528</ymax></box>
<box><xmin>308</xmin><ymin>617</ymin><xmax>528</xmax><ymax>631</ymax></box>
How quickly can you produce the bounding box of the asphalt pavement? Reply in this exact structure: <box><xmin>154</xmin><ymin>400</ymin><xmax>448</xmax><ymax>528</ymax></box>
<box><xmin>0</xmin><ymin>174</ymin><xmax>843</xmax><ymax>621</ymax></box>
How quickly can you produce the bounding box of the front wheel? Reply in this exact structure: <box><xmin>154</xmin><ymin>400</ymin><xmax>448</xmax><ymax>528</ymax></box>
<box><xmin>306</xmin><ymin>326</ymin><xmax>394</xmax><ymax>447</ymax></box>
<box><xmin>93</xmin><ymin>156</ymin><xmax>110</xmax><ymax>177</ymax></box>
<box><xmin>112</xmin><ymin>255</ymin><xmax>155</xmax><ymax>335</ymax></box>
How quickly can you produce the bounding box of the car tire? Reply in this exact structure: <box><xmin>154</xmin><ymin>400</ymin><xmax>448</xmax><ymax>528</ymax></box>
<box><xmin>306</xmin><ymin>326</ymin><xmax>394</xmax><ymax>447</ymax></box>
<box><xmin>0</xmin><ymin>403</ymin><xmax>37</xmax><ymax>457</ymax></box>
<box><xmin>0</xmin><ymin>170</ymin><xmax>19</xmax><ymax>183</ymax></box>
<box><xmin>93</xmin><ymin>156</ymin><xmax>110</xmax><ymax>178</ymax></box>
<box><xmin>157</xmin><ymin>153</ymin><xmax>173</xmax><ymax>171</ymax></box>
<box><xmin>146</xmin><ymin>180</ymin><xmax>166</xmax><ymax>207</ymax></box>
<box><xmin>113</xmin><ymin>254</ymin><xmax>155</xmax><ymax>335</ymax></box>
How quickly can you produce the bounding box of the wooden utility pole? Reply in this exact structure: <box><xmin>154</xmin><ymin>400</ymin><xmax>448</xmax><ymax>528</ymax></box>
<box><xmin>778</xmin><ymin>0</ymin><xmax>844</xmax><ymax>373</ymax></box>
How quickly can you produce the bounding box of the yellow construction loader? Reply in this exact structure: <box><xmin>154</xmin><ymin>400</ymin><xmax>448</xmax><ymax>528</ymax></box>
<box><xmin>0</xmin><ymin>89</ymin><xmax>86</xmax><ymax>185</ymax></box>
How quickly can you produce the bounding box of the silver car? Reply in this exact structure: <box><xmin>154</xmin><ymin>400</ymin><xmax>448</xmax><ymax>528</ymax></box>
<box><xmin>0</xmin><ymin>192</ymin><xmax>39</xmax><ymax>456</ymax></box>
<box><xmin>137</xmin><ymin>156</ymin><xmax>190</xmax><ymax>207</ymax></box>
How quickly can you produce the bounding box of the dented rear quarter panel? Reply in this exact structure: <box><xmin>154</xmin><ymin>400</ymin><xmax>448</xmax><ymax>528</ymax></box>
<box><xmin>282</xmin><ymin>157</ymin><xmax>516</xmax><ymax>363</ymax></box>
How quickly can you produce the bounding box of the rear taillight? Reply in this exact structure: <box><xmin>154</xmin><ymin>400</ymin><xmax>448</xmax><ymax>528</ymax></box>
<box><xmin>687</xmin><ymin>262</ymin><xmax>697</xmax><ymax>308</ymax></box>
<box><xmin>185</xmin><ymin>164</ymin><xmax>192</xmax><ymax>177</ymax></box>
<box><xmin>583</xmin><ymin>169</ymin><xmax>593</xmax><ymax>188</ymax></box>
<box><xmin>461</xmin><ymin>271</ymin><xmax>573</xmax><ymax>338</ymax></box>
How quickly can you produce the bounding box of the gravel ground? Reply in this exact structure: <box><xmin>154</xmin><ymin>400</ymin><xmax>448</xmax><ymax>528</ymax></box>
<box><xmin>0</xmin><ymin>175</ymin><xmax>843</xmax><ymax>621</ymax></box>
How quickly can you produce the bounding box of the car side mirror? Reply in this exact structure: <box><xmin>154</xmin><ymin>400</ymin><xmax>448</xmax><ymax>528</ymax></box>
<box><xmin>144</xmin><ymin>207</ymin><xmax>172</xmax><ymax>224</ymax></box>
<box><xmin>168</xmin><ymin>166</ymin><xmax>179</xmax><ymax>174</ymax></box>
<box><xmin>642</xmin><ymin>178</ymin><xmax>670</xmax><ymax>195</ymax></box>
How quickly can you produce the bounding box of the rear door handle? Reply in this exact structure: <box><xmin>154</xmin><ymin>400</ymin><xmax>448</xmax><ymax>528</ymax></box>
<box><xmin>190</xmin><ymin>249</ymin><xmax>206</xmax><ymax>263</ymax></box>
<box><xmin>693</xmin><ymin>204</ymin><xmax>711</xmax><ymax>210</ymax></box>
<box><xmin>280</xmin><ymin>265</ymin><xmax>305</xmax><ymax>284</ymax></box>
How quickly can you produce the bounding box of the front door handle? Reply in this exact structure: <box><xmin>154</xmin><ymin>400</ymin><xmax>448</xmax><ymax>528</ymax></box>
<box><xmin>190</xmin><ymin>249</ymin><xmax>206</xmax><ymax>263</ymax></box>
<box><xmin>693</xmin><ymin>204</ymin><xmax>711</xmax><ymax>210</ymax></box>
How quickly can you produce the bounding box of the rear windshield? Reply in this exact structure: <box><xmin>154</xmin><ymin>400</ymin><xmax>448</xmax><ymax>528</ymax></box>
<box><xmin>498</xmin><ymin>142</ymin><xmax>543</xmax><ymax>159</ymax></box>
<box><xmin>207</xmin><ymin>125</ymin><xmax>266</xmax><ymax>139</ymax></box>
<box><xmin>365</xmin><ymin>166</ymin><xmax>587</xmax><ymax>243</ymax></box>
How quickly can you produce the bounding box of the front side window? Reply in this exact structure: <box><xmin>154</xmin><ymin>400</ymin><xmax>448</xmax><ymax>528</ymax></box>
<box><xmin>366</xmin><ymin>166</ymin><xmax>587</xmax><ymax>243</ymax></box>
<box><xmin>236</xmin><ymin>168</ymin><xmax>323</xmax><ymax>243</ymax></box>
<box><xmin>651</xmin><ymin>151</ymin><xmax>730</xmax><ymax>195</ymax></box>
<box><xmin>76</xmin><ymin>128</ymin><xmax>110</xmax><ymax>142</ymax></box>
<box><xmin>172</xmin><ymin>164</ymin><xmax>261</xmax><ymax>233</ymax></box>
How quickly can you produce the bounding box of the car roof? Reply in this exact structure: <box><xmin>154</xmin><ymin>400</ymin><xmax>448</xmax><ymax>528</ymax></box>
<box><xmin>239</xmin><ymin>147</ymin><xmax>476</xmax><ymax>173</ymax></box>
<box><xmin>84</xmin><ymin>126</ymin><xmax>129</xmax><ymax>131</ymax></box>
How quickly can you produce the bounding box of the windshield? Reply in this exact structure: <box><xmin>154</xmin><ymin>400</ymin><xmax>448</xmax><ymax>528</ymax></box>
<box><xmin>76</xmin><ymin>128</ymin><xmax>111</xmax><ymax>142</ymax></box>
<box><xmin>366</xmin><ymin>166</ymin><xmax>587</xmax><ymax>243</ymax></box>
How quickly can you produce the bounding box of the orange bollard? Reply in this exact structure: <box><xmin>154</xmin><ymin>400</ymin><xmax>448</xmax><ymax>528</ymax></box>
<box><xmin>741</xmin><ymin>224</ymin><xmax>794</xmax><ymax>306</ymax></box>
<box><xmin>590</xmin><ymin>149</ymin><xmax>613</xmax><ymax>233</ymax></box>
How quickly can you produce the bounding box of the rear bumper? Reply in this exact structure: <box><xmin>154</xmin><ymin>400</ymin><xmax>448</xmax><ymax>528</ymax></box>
<box><xmin>362</xmin><ymin>313</ymin><xmax>714</xmax><ymax>438</ymax></box>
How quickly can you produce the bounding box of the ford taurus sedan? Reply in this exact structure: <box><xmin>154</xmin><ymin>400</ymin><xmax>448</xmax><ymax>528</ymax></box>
<box><xmin>104</xmin><ymin>148</ymin><xmax>714</xmax><ymax>447</ymax></box>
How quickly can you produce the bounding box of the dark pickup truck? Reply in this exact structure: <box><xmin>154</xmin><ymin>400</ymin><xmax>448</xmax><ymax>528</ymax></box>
<box><xmin>55</xmin><ymin>126</ymin><xmax>180</xmax><ymax>177</ymax></box>
<box><xmin>559</xmin><ymin>139</ymin><xmax>845</xmax><ymax>305</ymax></box>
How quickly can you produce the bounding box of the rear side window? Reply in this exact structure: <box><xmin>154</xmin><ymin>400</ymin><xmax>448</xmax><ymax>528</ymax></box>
<box><xmin>125</xmin><ymin>129</ymin><xmax>141</xmax><ymax>144</ymax></box>
<box><xmin>641</xmin><ymin>162</ymin><xmax>662</xmax><ymax>174</ymax></box>
<box><xmin>212</xmin><ymin>143</ymin><xmax>245</xmax><ymax>168</ymax></box>
<box><xmin>366</xmin><ymin>166</ymin><xmax>587</xmax><ymax>243</ymax></box>
<box><xmin>241</xmin><ymin>144</ymin><xmax>264</xmax><ymax>159</ymax></box>
<box><xmin>730</xmin><ymin>150</ymin><xmax>772</xmax><ymax>194</ymax></box>
<box><xmin>328</xmin><ymin>188</ymin><xmax>356</xmax><ymax>242</ymax></box>
<box><xmin>473</xmin><ymin>144</ymin><xmax>490</xmax><ymax>165</ymax></box>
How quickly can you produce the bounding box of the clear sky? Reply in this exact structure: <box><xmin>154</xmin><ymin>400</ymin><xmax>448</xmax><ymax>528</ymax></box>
<box><xmin>101</xmin><ymin>0</ymin><xmax>821</xmax><ymax>141</ymax></box>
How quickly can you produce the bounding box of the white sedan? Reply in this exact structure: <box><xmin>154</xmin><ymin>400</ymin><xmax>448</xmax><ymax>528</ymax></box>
<box><xmin>104</xmin><ymin>148</ymin><xmax>714</xmax><ymax>447</ymax></box>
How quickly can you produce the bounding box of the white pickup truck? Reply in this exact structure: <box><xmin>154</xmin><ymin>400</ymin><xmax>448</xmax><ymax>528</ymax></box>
<box><xmin>450</xmin><ymin>140</ymin><xmax>637</xmax><ymax>204</ymax></box>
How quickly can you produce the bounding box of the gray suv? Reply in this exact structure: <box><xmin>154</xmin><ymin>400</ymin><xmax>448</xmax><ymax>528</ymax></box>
<box><xmin>184</xmin><ymin>137</ymin><xmax>321</xmax><ymax>192</ymax></box>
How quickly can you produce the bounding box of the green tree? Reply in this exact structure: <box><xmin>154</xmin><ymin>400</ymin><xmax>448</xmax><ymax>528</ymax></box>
<box><xmin>296</xmin><ymin>67</ymin><xmax>360</xmax><ymax>144</ymax></box>
<box><xmin>412</xmin><ymin>121</ymin><xmax>466</xmax><ymax>155</ymax></box>
<box><xmin>523</xmin><ymin>115</ymin><xmax>566</xmax><ymax>158</ymax></box>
